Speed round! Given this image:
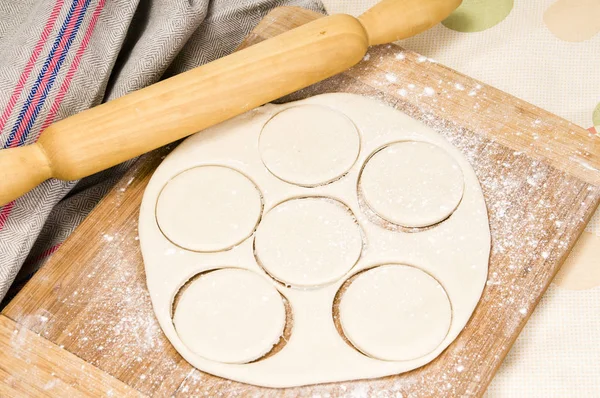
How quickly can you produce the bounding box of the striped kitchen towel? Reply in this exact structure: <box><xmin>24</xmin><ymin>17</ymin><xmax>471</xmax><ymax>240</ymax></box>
<box><xmin>0</xmin><ymin>0</ymin><xmax>325</xmax><ymax>302</ymax></box>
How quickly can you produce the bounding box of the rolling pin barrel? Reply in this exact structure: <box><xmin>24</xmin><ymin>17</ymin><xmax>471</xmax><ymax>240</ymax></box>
<box><xmin>0</xmin><ymin>0</ymin><xmax>461</xmax><ymax>206</ymax></box>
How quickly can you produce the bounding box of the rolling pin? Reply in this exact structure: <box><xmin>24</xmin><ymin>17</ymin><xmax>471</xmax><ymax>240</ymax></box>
<box><xmin>0</xmin><ymin>0</ymin><xmax>461</xmax><ymax>206</ymax></box>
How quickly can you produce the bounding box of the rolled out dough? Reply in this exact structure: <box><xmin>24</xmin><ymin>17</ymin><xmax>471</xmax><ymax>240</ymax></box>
<box><xmin>156</xmin><ymin>166</ymin><xmax>262</xmax><ymax>252</ymax></box>
<box><xmin>139</xmin><ymin>93</ymin><xmax>490</xmax><ymax>388</ymax></box>
<box><xmin>339</xmin><ymin>264</ymin><xmax>452</xmax><ymax>361</ymax></box>
<box><xmin>173</xmin><ymin>268</ymin><xmax>286</xmax><ymax>364</ymax></box>
<box><xmin>360</xmin><ymin>141</ymin><xmax>464</xmax><ymax>228</ymax></box>
<box><xmin>254</xmin><ymin>197</ymin><xmax>362</xmax><ymax>287</ymax></box>
<box><xmin>259</xmin><ymin>105</ymin><xmax>360</xmax><ymax>187</ymax></box>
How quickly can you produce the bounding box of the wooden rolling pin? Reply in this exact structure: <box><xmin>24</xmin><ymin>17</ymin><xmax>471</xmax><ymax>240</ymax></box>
<box><xmin>0</xmin><ymin>0</ymin><xmax>460</xmax><ymax>206</ymax></box>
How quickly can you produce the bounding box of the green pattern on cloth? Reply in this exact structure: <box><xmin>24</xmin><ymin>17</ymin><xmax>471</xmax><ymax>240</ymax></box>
<box><xmin>442</xmin><ymin>0</ymin><xmax>514</xmax><ymax>33</ymax></box>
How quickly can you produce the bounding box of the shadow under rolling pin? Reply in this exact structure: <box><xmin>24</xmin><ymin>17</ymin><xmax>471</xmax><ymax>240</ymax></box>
<box><xmin>0</xmin><ymin>0</ymin><xmax>461</xmax><ymax>206</ymax></box>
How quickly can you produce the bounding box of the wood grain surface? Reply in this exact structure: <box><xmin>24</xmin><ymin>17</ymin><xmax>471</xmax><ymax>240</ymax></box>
<box><xmin>3</xmin><ymin>7</ymin><xmax>600</xmax><ymax>397</ymax></box>
<box><xmin>0</xmin><ymin>315</ymin><xmax>141</xmax><ymax>397</ymax></box>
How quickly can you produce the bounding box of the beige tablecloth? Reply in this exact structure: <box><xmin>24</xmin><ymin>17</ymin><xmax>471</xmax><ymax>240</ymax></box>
<box><xmin>322</xmin><ymin>1</ymin><xmax>600</xmax><ymax>396</ymax></box>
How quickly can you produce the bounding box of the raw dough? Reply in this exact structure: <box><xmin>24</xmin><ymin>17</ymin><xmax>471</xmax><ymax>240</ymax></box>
<box><xmin>254</xmin><ymin>198</ymin><xmax>362</xmax><ymax>287</ymax></box>
<box><xmin>139</xmin><ymin>93</ymin><xmax>490</xmax><ymax>388</ymax></box>
<box><xmin>259</xmin><ymin>105</ymin><xmax>360</xmax><ymax>186</ymax></box>
<box><xmin>156</xmin><ymin>166</ymin><xmax>262</xmax><ymax>252</ymax></box>
<box><xmin>173</xmin><ymin>268</ymin><xmax>286</xmax><ymax>364</ymax></box>
<box><xmin>339</xmin><ymin>264</ymin><xmax>452</xmax><ymax>361</ymax></box>
<box><xmin>360</xmin><ymin>141</ymin><xmax>464</xmax><ymax>228</ymax></box>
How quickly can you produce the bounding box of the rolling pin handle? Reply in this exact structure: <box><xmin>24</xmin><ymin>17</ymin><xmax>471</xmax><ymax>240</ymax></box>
<box><xmin>358</xmin><ymin>0</ymin><xmax>462</xmax><ymax>45</ymax></box>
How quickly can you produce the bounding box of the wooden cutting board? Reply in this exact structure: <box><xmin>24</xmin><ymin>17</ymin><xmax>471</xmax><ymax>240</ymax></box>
<box><xmin>3</xmin><ymin>6</ymin><xmax>600</xmax><ymax>397</ymax></box>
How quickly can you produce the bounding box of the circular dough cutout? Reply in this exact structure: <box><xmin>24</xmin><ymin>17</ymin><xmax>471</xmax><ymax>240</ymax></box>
<box><xmin>360</xmin><ymin>141</ymin><xmax>464</xmax><ymax>228</ymax></box>
<box><xmin>254</xmin><ymin>198</ymin><xmax>362</xmax><ymax>287</ymax></box>
<box><xmin>173</xmin><ymin>269</ymin><xmax>286</xmax><ymax>364</ymax></box>
<box><xmin>259</xmin><ymin>105</ymin><xmax>360</xmax><ymax>187</ymax></box>
<box><xmin>339</xmin><ymin>264</ymin><xmax>452</xmax><ymax>361</ymax></box>
<box><xmin>156</xmin><ymin>166</ymin><xmax>262</xmax><ymax>252</ymax></box>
